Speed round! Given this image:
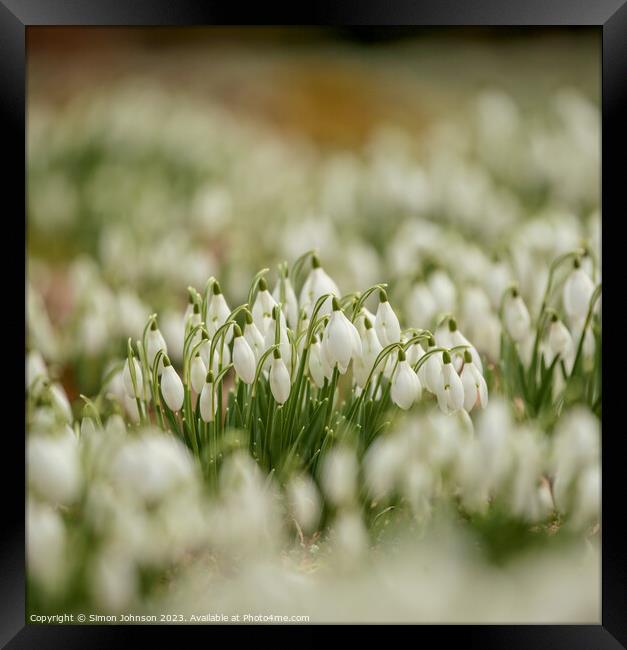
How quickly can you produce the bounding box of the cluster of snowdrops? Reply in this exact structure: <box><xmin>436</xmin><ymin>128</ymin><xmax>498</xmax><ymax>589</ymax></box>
<box><xmin>26</xmin><ymin>247</ymin><xmax>601</xmax><ymax>615</ymax></box>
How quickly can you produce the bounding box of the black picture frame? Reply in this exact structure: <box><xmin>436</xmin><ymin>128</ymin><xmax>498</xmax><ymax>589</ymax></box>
<box><xmin>5</xmin><ymin>1</ymin><xmax>624</xmax><ymax>646</ymax></box>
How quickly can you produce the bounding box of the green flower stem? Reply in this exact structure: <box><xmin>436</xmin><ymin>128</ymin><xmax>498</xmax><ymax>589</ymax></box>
<box><xmin>351</xmin><ymin>283</ymin><xmax>388</xmax><ymax>321</ymax></box>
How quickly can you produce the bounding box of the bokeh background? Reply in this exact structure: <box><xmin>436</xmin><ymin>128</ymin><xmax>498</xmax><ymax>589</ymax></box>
<box><xmin>27</xmin><ymin>26</ymin><xmax>599</xmax><ymax>412</ymax></box>
<box><xmin>26</xmin><ymin>27</ymin><xmax>601</xmax><ymax>623</ymax></box>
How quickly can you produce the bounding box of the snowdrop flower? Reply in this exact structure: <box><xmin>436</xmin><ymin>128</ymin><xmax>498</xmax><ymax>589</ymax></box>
<box><xmin>269</xmin><ymin>349</ymin><xmax>291</xmax><ymax>405</ymax></box>
<box><xmin>308</xmin><ymin>335</ymin><xmax>328</xmax><ymax>388</ymax></box>
<box><xmin>322</xmin><ymin>297</ymin><xmax>362</xmax><ymax>374</ymax></box>
<box><xmin>252</xmin><ymin>277</ymin><xmax>279</xmax><ymax>336</ymax></box>
<box><xmin>272</xmin><ymin>273</ymin><xmax>299</xmax><ymax>329</ymax></box>
<box><xmin>420</xmin><ymin>337</ymin><xmax>444</xmax><ymax>395</ymax></box>
<box><xmin>190</xmin><ymin>353</ymin><xmax>207</xmax><ymax>394</ymax></box>
<box><xmin>547</xmin><ymin>315</ymin><xmax>574</xmax><ymax>364</ymax></box>
<box><xmin>161</xmin><ymin>356</ymin><xmax>184</xmax><ymax>412</ymax></box>
<box><xmin>391</xmin><ymin>349</ymin><xmax>422</xmax><ymax>410</ymax></box>
<box><xmin>26</xmin><ymin>350</ymin><xmax>47</xmax><ymax>389</ymax></box>
<box><xmin>436</xmin><ymin>351</ymin><xmax>465</xmax><ymax>414</ymax></box>
<box><xmin>448</xmin><ymin>318</ymin><xmax>483</xmax><ymax>373</ymax></box>
<box><xmin>243</xmin><ymin>311</ymin><xmax>265</xmax><ymax>361</ymax></box>
<box><xmin>460</xmin><ymin>349</ymin><xmax>488</xmax><ymax>412</ymax></box>
<box><xmin>353</xmin><ymin>317</ymin><xmax>383</xmax><ymax>387</ymax></box>
<box><xmin>28</xmin><ymin>434</ymin><xmax>81</xmax><ymax>505</ymax></box>
<box><xmin>122</xmin><ymin>356</ymin><xmax>143</xmax><ymax>399</ymax></box>
<box><xmin>287</xmin><ymin>473</ymin><xmax>321</xmax><ymax>534</ymax></box>
<box><xmin>322</xmin><ymin>445</ymin><xmax>358</xmax><ymax>506</ymax></box>
<box><xmin>503</xmin><ymin>288</ymin><xmax>531</xmax><ymax>342</ymax></box>
<box><xmin>199</xmin><ymin>371</ymin><xmax>217</xmax><ymax>423</ymax></box>
<box><xmin>428</xmin><ymin>270</ymin><xmax>457</xmax><ymax>314</ymax></box>
<box><xmin>299</xmin><ymin>254</ymin><xmax>340</xmax><ymax>317</ymax></box>
<box><xmin>264</xmin><ymin>306</ymin><xmax>291</xmax><ymax>368</ymax></box>
<box><xmin>406</xmin><ymin>283</ymin><xmax>437</xmax><ymax>328</ymax></box>
<box><xmin>232</xmin><ymin>324</ymin><xmax>256</xmax><ymax>384</ymax></box>
<box><xmin>206</xmin><ymin>281</ymin><xmax>232</xmax><ymax>342</ymax></box>
<box><xmin>375</xmin><ymin>289</ymin><xmax>401</xmax><ymax>346</ymax></box>
<box><xmin>563</xmin><ymin>258</ymin><xmax>595</xmax><ymax>321</ymax></box>
<box><xmin>484</xmin><ymin>257</ymin><xmax>512</xmax><ymax>309</ymax></box>
<box><xmin>27</xmin><ymin>501</ymin><xmax>67</xmax><ymax>594</ymax></box>
<box><xmin>145</xmin><ymin>319</ymin><xmax>167</xmax><ymax>372</ymax></box>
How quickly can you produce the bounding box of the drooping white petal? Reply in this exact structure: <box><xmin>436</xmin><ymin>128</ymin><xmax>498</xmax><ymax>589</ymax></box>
<box><xmin>199</xmin><ymin>380</ymin><xmax>216</xmax><ymax>423</ymax></box>
<box><xmin>190</xmin><ymin>354</ymin><xmax>207</xmax><ymax>393</ymax></box>
<box><xmin>161</xmin><ymin>364</ymin><xmax>184</xmax><ymax>412</ymax></box>
<box><xmin>233</xmin><ymin>334</ymin><xmax>256</xmax><ymax>385</ymax></box>
<box><xmin>269</xmin><ymin>356</ymin><xmax>291</xmax><ymax>405</ymax></box>
<box><xmin>375</xmin><ymin>296</ymin><xmax>401</xmax><ymax>346</ymax></box>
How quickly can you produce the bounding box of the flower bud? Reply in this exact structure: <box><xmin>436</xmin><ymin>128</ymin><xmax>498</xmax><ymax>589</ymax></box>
<box><xmin>161</xmin><ymin>358</ymin><xmax>184</xmax><ymax>412</ymax></box>
<box><xmin>269</xmin><ymin>350</ymin><xmax>291</xmax><ymax>405</ymax></box>
<box><xmin>375</xmin><ymin>290</ymin><xmax>401</xmax><ymax>346</ymax></box>
<box><xmin>232</xmin><ymin>324</ymin><xmax>256</xmax><ymax>385</ymax></box>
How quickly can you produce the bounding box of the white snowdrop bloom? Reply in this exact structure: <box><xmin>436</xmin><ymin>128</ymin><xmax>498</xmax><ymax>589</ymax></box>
<box><xmin>91</xmin><ymin>545</ymin><xmax>137</xmax><ymax>612</ymax></box>
<box><xmin>124</xmin><ymin>395</ymin><xmax>140</xmax><ymax>424</ymax></box>
<box><xmin>264</xmin><ymin>306</ymin><xmax>292</xmax><ymax>368</ymax></box>
<box><xmin>476</xmin><ymin>397</ymin><xmax>513</xmax><ymax>489</ymax></box>
<box><xmin>364</xmin><ymin>434</ymin><xmax>407</xmax><ymax>499</ymax></box>
<box><xmin>428</xmin><ymin>269</ymin><xmax>457</xmax><ymax>314</ymax></box>
<box><xmin>199</xmin><ymin>372</ymin><xmax>217</xmax><ymax>423</ymax></box>
<box><xmin>81</xmin><ymin>416</ymin><xmax>98</xmax><ymax>438</ymax></box>
<box><xmin>160</xmin><ymin>358</ymin><xmax>184</xmax><ymax>412</ymax></box>
<box><xmin>448</xmin><ymin>318</ymin><xmax>483</xmax><ymax>373</ymax></box>
<box><xmin>145</xmin><ymin>320</ymin><xmax>167</xmax><ymax>372</ymax></box>
<box><xmin>353</xmin><ymin>317</ymin><xmax>383</xmax><ymax>387</ymax></box>
<box><xmin>48</xmin><ymin>382</ymin><xmax>73</xmax><ymax>424</ymax></box>
<box><xmin>110</xmin><ymin>430</ymin><xmax>195</xmax><ymax>502</ymax></box>
<box><xmin>105</xmin><ymin>413</ymin><xmax>127</xmax><ymax>437</ymax></box>
<box><xmin>563</xmin><ymin>259</ymin><xmax>595</xmax><ymax>321</ymax></box>
<box><xmin>551</xmin><ymin>407</ymin><xmax>599</xmax><ymax>509</ymax></box>
<box><xmin>460</xmin><ymin>350</ymin><xmax>488</xmax><ymax>412</ymax></box>
<box><xmin>406</xmin><ymin>283</ymin><xmax>437</xmax><ymax>328</ymax></box>
<box><xmin>287</xmin><ymin>473</ymin><xmax>322</xmax><ymax>534</ymax></box>
<box><xmin>503</xmin><ymin>289</ymin><xmax>531</xmax><ymax>342</ymax></box>
<box><xmin>299</xmin><ymin>254</ymin><xmax>341</xmax><ymax>317</ymax></box>
<box><xmin>332</xmin><ymin>509</ymin><xmax>368</xmax><ymax>560</ymax></box>
<box><xmin>269</xmin><ymin>350</ymin><xmax>291</xmax><ymax>405</ymax></box>
<box><xmin>354</xmin><ymin>306</ymin><xmax>377</xmax><ymax>339</ymax></box>
<box><xmin>484</xmin><ymin>258</ymin><xmax>512</xmax><ymax>309</ymax></box>
<box><xmin>26</xmin><ymin>350</ymin><xmax>47</xmax><ymax>389</ymax></box>
<box><xmin>322</xmin><ymin>445</ymin><xmax>358</xmax><ymax>506</ymax></box>
<box><xmin>206</xmin><ymin>281</ymin><xmax>233</xmax><ymax>342</ymax></box>
<box><xmin>232</xmin><ymin>324</ymin><xmax>256</xmax><ymax>385</ymax></box>
<box><xmin>244</xmin><ymin>311</ymin><xmax>266</xmax><ymax>361</ymax></box>
<box><xmin>547</xmin><ymin>315</ymin><xmax>574</xmax><ymax>364</ymax></box>
<box><xmin>509</xmin><ymin>428</ymin><xmax>546</xmax><ymax>522</ymax></box>
<box><xmin>28</xmin><ymin>434</ymin><xmax>81</xmax><ymax>505</ymax></box>
<box><xmin>391</xmin><ymin>350</ymin><xmax>422</xmax><ymax>410</ymax></box>
<box><xmin>272</xmin><ymin>274</ymin><xmax>299</xmax><ymax>329</ymax></box>
<box><xmin>122</xmin><ymin>356</ymin><xmax>143</xmax><ymax>399</ymax></box>
<box><xmin>252</xmin><ymin>277</ymin><xmax>279</xmax><ymax>336</ymax></box>
<box><xmin>435</xmin><ymin>320</ymin><xmax>453</xmax><ymax>349</ymax></box>
<box><xmin>403</xmin><ymin>461</ymin><xmax>434</xmax><ymax>520</ymax></box>
<box><xmin>197</xmin><ymin>330</ymin><xmax>211</xmax><ymax>365</ymax></box>
<box><xmin>375</xmin><ymin>290</ymin><xmax>401</xmax><ymax>346</ymax></box>
<box><xmin>420</xmin><ymin>338</ymin><xmax>444</xmax><ymax>395</ymax></box>
<box><xmin>308</xmin><ymin>336</ymin><xmax>327</xmax><ymax>388</ymax></box>
<box><xmin>190</xmin><ymin>353</ymin><xmax>207</xmax><ymax>393</ymax></box>
<box><xmin>436</xmin><ymin>351</ymin><xmax>465</xmax><ymax>414</ymax></box>
<box><xmin>571</xmin><ymin>465</ymin><xmax>600</xmax><ymax>529</ymax></box>
<box><xmin>160</xmin><ymin>309</ymin><xmax>185</xmax><ymax>363</ymax></box>
<box><xmin>404</xmin><ymin>337</ymin><xmax>425</xmax><ymax>367</ymax></box>
<box><xmin>322</xmin><ymin>298</ymin><xmax>362</xmax><ymax>373</ymax></box>
<box><xmin>27</xmin><ymin>501</ymin><xmax>67</xmax><ymax>594</ymax></box>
